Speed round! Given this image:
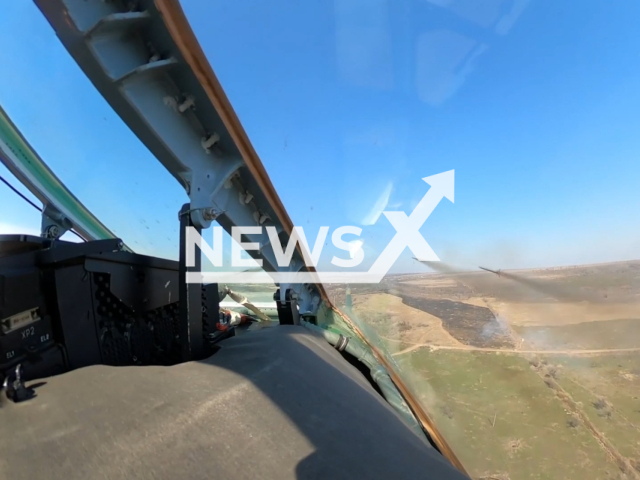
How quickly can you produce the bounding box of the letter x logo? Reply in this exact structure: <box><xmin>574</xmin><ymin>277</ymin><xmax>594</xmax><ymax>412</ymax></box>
<box><xmin>368</xmin><ymin>170</ymin><xmax>454</xmax><ymax>278</ymax></box>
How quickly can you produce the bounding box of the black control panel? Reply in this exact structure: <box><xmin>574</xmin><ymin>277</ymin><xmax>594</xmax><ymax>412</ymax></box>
<box><xmin>0</xmin><ymin>268</ymin><xmax>55</xmax><ymax>369</ymax></box>
<box><xmin>0</xmin><ymin>235</ymin><xmax>219</xmax><ymax>385</ymax></box>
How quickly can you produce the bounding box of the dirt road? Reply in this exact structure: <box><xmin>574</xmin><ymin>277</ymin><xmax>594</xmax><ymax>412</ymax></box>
<box><xmin>382</xmin><ymin>337</ymin><xmax>640</xmax><ymax>357</ymax></box>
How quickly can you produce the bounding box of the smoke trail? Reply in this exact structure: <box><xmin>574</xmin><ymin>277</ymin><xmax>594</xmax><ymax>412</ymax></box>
<box><xmin>416</xmin><ymin>261</ymin><xmax>462</xmax><ymax>274</ymax></box>
<box><xmin>418</xmin><ymin>259</ymin><xmax>607</xmax><ymax>303</ymax></box>
<box><xmin>497</xmin><ymin>271</ymin><xmax>601</xmax><ymax>303</ymax></box>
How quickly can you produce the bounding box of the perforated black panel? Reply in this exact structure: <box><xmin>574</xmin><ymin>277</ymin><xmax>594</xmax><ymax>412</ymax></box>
<box><xmin>93</xmin><ymin>273</ymin><xmax>181</xmax><ymax>366</ymax></box>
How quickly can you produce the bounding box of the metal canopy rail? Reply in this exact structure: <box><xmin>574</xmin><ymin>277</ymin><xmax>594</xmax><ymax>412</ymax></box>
<box><xmin>0</xmin><ymin>105</ymin><xmax>121</xmax><ymax>242</ymax></box>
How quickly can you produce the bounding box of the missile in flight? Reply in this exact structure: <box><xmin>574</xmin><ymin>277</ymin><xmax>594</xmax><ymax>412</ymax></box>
<box><xmin>479</xmin><ymin>266</ymin><xmax>502</xmax><ymax>276</ymax></box>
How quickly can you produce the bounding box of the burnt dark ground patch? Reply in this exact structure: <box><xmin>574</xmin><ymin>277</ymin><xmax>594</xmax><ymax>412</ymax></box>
<box><xmin>332</xmin><ymin>280</ymin><xmax>513</xmax><ymax>348</ymax></box>
<box><xmin>397</xmin><ymin>295</ymin><xmax>514</xmax><ymax>348</ymax></box>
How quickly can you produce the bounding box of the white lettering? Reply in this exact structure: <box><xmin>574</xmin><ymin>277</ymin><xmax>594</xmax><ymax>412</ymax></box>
<box><xmin>266</xmin><ymin>226</ymin><xmax>329</xmax><ymax>267</ymax></box>
<box><xmin>185</xmin><ymin>226</ymin><xmax>223</xmax><ymax>267</ymax></box>
<box><xmin>232</xmin><ymin>226</ymin><xmax>263</xmax><ymax>267</ymax></box>
<box><xmin>331</xmin><ymin>226</ymin><xmax>364</xmax><ymax>268</ymax></box>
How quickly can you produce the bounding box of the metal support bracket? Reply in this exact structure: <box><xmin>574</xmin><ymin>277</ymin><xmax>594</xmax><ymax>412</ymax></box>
<box><xmin>178</xmin><ymin>203</ymin><xmax>204</xmax><ymax>361</ymax></box>
<box><xmin>274</xmin><ymin>287</ymin><xmax>300</xmax><ymax>326</ymax></box>
<box><xmin>41</xmin><ymin>203</ymin><xmax>73</xmax><ymax>240</ymax></box>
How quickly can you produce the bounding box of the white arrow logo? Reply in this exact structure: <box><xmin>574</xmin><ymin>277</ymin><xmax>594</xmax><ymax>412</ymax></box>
<box><xmin>367</xmin><ymin>170</ymin><xmax>454</xmax><ymax>281</ymax></box>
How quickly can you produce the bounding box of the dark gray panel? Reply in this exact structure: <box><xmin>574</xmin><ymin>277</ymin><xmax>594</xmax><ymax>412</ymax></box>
<box><xmin>0</xmin><ymin>326</ymin><xmax>468</xmax><ymax>480</ymax></box>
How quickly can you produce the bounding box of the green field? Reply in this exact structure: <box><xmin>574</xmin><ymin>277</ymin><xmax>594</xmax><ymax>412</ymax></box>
<box><xmin>395</xmin><ymin>349</ymin><xmax>639</xmax><ymax>480</ymax></box>
<box><xmin>333</xmin><ymin>262</ymin><xmax>640</xmax><ymax>479</ymax></box>
<box><xmin>550</xmin><ymin>354</ymin><xmax>640</xmax><ymax>462</ymax></box>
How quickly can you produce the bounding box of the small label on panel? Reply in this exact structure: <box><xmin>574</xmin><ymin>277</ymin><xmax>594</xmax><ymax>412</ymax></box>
<box><xmin>1</xmin><ymin>308</ymin><xmax>40</xmax><ymax>334</ymax></box>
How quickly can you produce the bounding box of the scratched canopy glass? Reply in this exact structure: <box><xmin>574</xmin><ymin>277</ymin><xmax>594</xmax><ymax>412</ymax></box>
<box><xmin>2</xmin><ymin>1</ymin><xmax>640</xmax><ymax>479</ymax></box>
<box><xmin>179</xmin><ymin>2</ymin><xmax>639</xmax><ymax>479</ymax></box>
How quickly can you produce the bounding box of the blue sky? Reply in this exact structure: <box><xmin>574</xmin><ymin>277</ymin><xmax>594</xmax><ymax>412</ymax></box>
<box><xmin>1</xmin><ymin>0</ymin><xmax>640</xmax><ymax>272</ymax></box>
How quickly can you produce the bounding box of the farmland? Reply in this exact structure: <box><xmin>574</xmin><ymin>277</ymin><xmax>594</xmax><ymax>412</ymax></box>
<box><xmin>332</xmin><ymin>261</ymin><xmax>640</xmax><ymax>479</ymax></box>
